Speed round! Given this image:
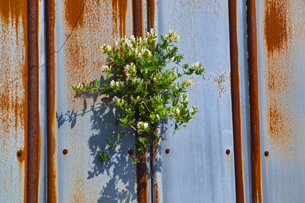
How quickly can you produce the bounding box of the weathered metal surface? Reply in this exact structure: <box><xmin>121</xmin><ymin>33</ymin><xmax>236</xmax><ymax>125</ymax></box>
<box><xmin>47</xmin><ymin>0</ymin><xmax>139</xmax><ymax>202</ymax></box>
<box><xmin>27</xmin><ymin>0</ymin><xmax>41</xmax><ymax>202</ymax></box>
<box><xmin>247</xmin><ymin>0</ymin><xmax>263</xmax><ymax>202</ymax></box>
<box><xmin>228</xmin><ymin>0</ymin><xmax>247</xmax><ymax>202</ymax></box>
<box><xmin>0</xmin><ymin>0</ymin><xmax>28</xmax><ymax>202</ymax></box>
<box><xmin>46</xmin><ymin>0</ymin><xmax>58</xmax><ymax>202</ymax></box>
<box><xmin>237</xmin><ymin>0</ymin><xmax>253</xmax><ymax>202</ymax></box>
<box><xmin>156</xmin><ymin>0</ymin><xmax>236</xmax><ymax>202</ymax></box>
<box><xmin>255</xmin><ymin>0</ymin><xmax>305</xmax><ymax>202</ymax></box>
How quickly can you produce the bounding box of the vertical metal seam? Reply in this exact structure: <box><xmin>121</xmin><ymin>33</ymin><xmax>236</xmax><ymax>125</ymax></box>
<box><xmin>28</xmin><ymin>0</ymin><xmax>40</xmax><ymax>201</ymax></box>
<box><xmin>247</xmin><ymin>0</ymin><xmax>263</xmax><ymax>202</ymax></box>
<box><xmin>46</xmin><ymin>0</ymin><xmax>58</xmax><ymax>202</ymax></box>
<box><xmin>228</xmin><ymin>0</ymin><xmax>245</xmax><ymax>202</ymax></box>
<box><xmin>133</xmin><ymin>1</ymin><xmax>148</xmax><ymax>202</ymax></box>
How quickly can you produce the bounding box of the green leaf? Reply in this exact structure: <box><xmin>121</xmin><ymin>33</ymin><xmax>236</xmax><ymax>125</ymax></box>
<box><xmin>102</xmin><ymin>88</ymin><xmax>112</xmax><ymax>94</ymax></box>
<box><xmin>147</xmin><ymin>66</ymin><xmax>157</xmax><ymax>71</ymax></box>
<box><xmin>94</xmin><ymin>79</ymin><xmax>100</xmax><ymax>88</ymax></box>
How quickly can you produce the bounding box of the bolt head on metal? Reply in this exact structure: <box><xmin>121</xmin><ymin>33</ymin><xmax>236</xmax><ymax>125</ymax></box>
<box><xmin>128</xmin><ymin>148</ymin><xmax>134</xmax><ymax>156</ymax></box>
<box><xmin>63</xmin><ymin>149</ymin><xmax>68</xmax><ymax>155</ymax></box>
<box><xmin>165</xmin><ymin>148</ymin><xmax>170</xmax><ymax>154</ymax></box>
<box><xmin>264</xmin><ymin>151</ymin><xmax>269</xmax><ymax>157</ymax></box>
<box><xmin>226</xmin><ymin>149</ymin><xmax>230</xmax><ymax>155</ymax></box>
<box><xmin>17</xmin><ymin>150</ymin><xmax>22</xmax><ymax>157</ymax></box>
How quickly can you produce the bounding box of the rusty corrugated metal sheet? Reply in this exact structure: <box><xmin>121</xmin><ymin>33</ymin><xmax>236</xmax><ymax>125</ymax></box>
<box><xmin>236</xmin><ymin>0</ymin><xmax>252</xmax><ymax>202</ymax></box>
<box><xmin>247</xmin><ymin>0</ymin><xmax>263</xmax><ymax>202</ymax></box>
<box><xmin>0</xmin><ymin>0</ymin><xmax>28</xmax><ymax>202</ymax></box>
<box><xmin>46</xmin><ymin>0</ymin><xmax>58</xmax><ymax>202</ymax></box>
<box><xmin>27</xmin><ymin>0</ymin><xmax>41</xmax><ymax>202</ymax></box>
<box><xmin>46</xmin><ymin>0</ymin><xmax>139</xmax><ymax>202</ymax></box>
<box><xmin>255</xmin><ymin>0</ymin><xmax>305</xmax><ymax>202</ymax></box>
<box><xmin>156</xmin><ymin>0</ymin><xmax>236</xmax><ymax>202</ymax></box>
<box><xmin>228</xmin><ymin>0</ymin><xmax>245</xmax><ymax>202</ymax></box>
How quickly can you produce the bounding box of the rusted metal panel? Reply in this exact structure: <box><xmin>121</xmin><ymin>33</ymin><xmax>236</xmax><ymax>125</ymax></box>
<box><xmin>0</xmin><ymin>0</ymin><xmax>28</xmax><ymax>202</ymax></box>
<box><xmin>228</xmin><ymin>0</ymin><xmax>253</xmax><ymax>202</ymax></box>
<box><xmin>236</xmin><ymin>0</ymin><xmax>253</xmax><ymax>202</ymax></box>
<box><xmin>27</xmin><ymin>0</ymin><xmax>41</xmax><ymax>202</ymax></box>
<box><xmin>247</xmin><ymin>0</ymin><xmax>263</xmax><ymax>202</ymax></box>
<box><xmin>156</xmin><ymin>0</ymin><xmax>236</xmax><ymax>202</ymax></box>
<box><xmin>47</xmin><ymin>0</ymin><xmax>138</xmax><ymax>202</ymax></box>
<box><xmin>255</xmin><ymin>0</ymin><xmax>305</xmax><ymax>202</ymax></box>
<box><xmin>228</xmin><ymin>0</ymin><xmax>245</xmax><ymax>202</ymax></box>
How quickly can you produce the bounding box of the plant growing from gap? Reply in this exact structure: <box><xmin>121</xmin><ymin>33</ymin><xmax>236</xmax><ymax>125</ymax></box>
<box><xmin>71</xmin><ymin>29</ymin><xmax>205</xmax><ymax>162</ymax></box>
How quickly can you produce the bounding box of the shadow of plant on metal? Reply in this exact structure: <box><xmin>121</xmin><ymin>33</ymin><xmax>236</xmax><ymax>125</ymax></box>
<box><xmin>55</xmin><ymin>74</ymin><xmax>162</xmax><ymax>202</ymax></box>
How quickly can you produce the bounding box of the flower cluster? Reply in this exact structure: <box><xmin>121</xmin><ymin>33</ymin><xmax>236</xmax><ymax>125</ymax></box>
<box><xmin>165</xmin><ymin>29</ymin><xmax>180</xmax><ymax>42</ymax></box>
<box><xmin>71</xmin><ymin>28</ymin><xmax>205</xmax><ymax>162</ymax></box>
<box><xmin>124</xmin><ymin>63</ymin><xmax>137</xmax><ymax>79</ymax></box>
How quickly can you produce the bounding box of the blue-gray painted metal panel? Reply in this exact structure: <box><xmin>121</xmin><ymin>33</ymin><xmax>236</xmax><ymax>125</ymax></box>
<box><xmin>52</xmin><ymin>0</ymin><xmax>138</xmax><ymax>202</ymax></box>
<box><xmin>256</xmin><ymin>0</ymin><xmax>305</xmax><ymax>202</ymax></box>
<box><xmin>39</xmin><ymin>0</ymin><xmax>48</xmax><ymax>201</ymax></box>
<box><xmin>157</xmin><ymin>0</ymin><xmax>236</xmax><ymax>202</ymax></box>
<box><xmin>238</xmin><ymin>0</ymin><xmax>252</xmax><ymax>202</ymax></box>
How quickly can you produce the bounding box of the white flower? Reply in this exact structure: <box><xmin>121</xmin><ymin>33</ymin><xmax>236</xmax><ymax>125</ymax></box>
<box><xmin>189</xmin><ymin>108</ymin><xmax>194</xmax><ymax>114</ymax></box>
<box><xmin>130</xmin><ymin>35</ymin><xmax>135</xmax><ymax>42</ymax></box>
<box><xmin>107</xmin><ymin>45</ymin><xmax>112</xmax><ymax>51</ymax></box>
<box><xmin>156</xmin><ymin>114</ymin><xmax>160</xmax><ymax>120</ymax></box>
<box><xmin>192</xmin><ymin>62</ymin><xmax>200</xmax><ymax>71</ymax></box>
<box><xmin>110</xmin><ymin>80</ymin><xmax>115</xmax><ymax>87</ymax></box>
<box><xmin>176</xmin><ymin>108</ymin><xmax>180</xmax><ymax>115</ymax></box>
<box><xmin>143</xmin><ymin>123</ymin><xmax>148</xmax><ymax>129</ymax></box>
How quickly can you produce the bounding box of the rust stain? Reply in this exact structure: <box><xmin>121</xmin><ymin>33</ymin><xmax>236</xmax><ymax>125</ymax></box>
<box><xmin>227</xmin><ymin>153</ymin><xmax>232</xmax><ymax>203</ymax></box>
<box><xmin>208</xmin><ymin>71</ymin><xmax>229</xmax><ymax>98</ymax></box>
<box><xmin>27</xmin><ymin>0</ymin><xmax>41</xmax><ymax>201</ymax></box>
<box><xmin>0</xmin><ymin>0</ymin><xmax>28</xmax><ymax>202</ymax></box>
<box><xmin>154</xmin><ymin>183</ymin><xmax>160</xmax><ymax>203</ymax></box>
<box><xmin>46</xmin><ymin>0</ymin><xmax>58</xmax><ymax>202</ymax></box>
<box><xmin>265</xmin><ymin>153</ymin><xmax>269</xmax><ymax>184</ymax></box>
<box><xmin>247</xmin><ymin>0</ymin><xmax>263</xmax><ymax>201</ymax></box>
<box><xmin>228</xmin><ymin>0</ymin><xmax>245</xmax><ymax>201</ymax></box>
<box><xmin>264</xmin><ymin>1</ymin><xmax>297</xmax><ymax>157</ymax></box>
<box><xmin>147</xmin><ymin>0</ymin><xmax>155</xmax><ymax>29</ymax></box>
<box><xmin>112</xmin><ymin>0</ymin><xmax>128</xmax><ymax>38</ymax></box>
<box><xmin>64</xmin><ymin>0</ymin><xmax>85</xmax><ymax>29</ymax></box>
<box><xmin>62</xmin><ymin>0</ymin><xmax>132</xmax><ymax>201</ymax></box>
<box><xmin>0</xmin><ymin>0</ymin><xmax>27</xmax><ymax>32</ymax></box>
<box><xmin>133</xmin><ymin>0</ymin><xmax>143</xmax><ymax>37</ymax></box>
<box><xmin>264</xmin><ymin>0</ymin><xmax>290</xmax><ymax>57</ymax></box>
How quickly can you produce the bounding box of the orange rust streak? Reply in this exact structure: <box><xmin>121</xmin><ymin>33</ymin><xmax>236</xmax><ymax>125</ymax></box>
<box><xmin>147</xmin><ymin>0</ymin><xmax>155</xmax><ymax>29</ymax></box>
<box><xmin>264</xmin><ymin>1</ymin><xmax>295</xmax><ymax>156</ymax></box>
<box><xmin>247</xmin><ymin>0</ymin><xmax>263</xmax><ymax>202</ymax></box>
<box><xmin>64</xmin><ymin>0</ymin><xmax>85</xmax><ymax>29</ymax></box>
<box><xmin>133</xmin><ymin>0</ymin><xmax>143</xmax><ymax>37</ymax></box>
<box><xmin>0</xmin><ymin>0</ymin><xmax>28</xmax><ymax>201</ymax></box>
<box><xmin>112</xmin><ymin>0</ymin><xmax>128</xmax><ymax>38</ymax></box>
<box><xmin>228</xmin><ymin>0</ymin><xmax>245</xmax><ymax>202</ymax></box>
<box><xmin>264</xmin><ymin>1</ymin><xmax>289</xmax><ymax>57</ymax></box>
<box><xmin>27</xmin><ymin>0</ymin><xmax>41</xmax><ymax>201</ymax></box>
<box><xmin>46</xmin><ymin>0</ymin><xmax>58</xmax><ymax>202</ymax></box>
<box><xmin>0</xmin><ymin>0</ymin><xmax>27</xmax><ymax>33</ymax></box>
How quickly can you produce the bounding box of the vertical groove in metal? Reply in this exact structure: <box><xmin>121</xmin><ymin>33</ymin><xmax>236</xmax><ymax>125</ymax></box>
<box><xmin>27</xmin><ymin>0</ymin><xmax>40</xmax><ymax>201</ymax></box>
<box><xmin>133</xmin><ymin>2</ymin><xmax>147</xmax><ymax>201</ymax></box>
<box><xmin>46</xmin><ymin>0</ymin><xmax>58</xmax><ymax>202</ymax></box>
<box><xmin>228</xmin><ymin>0</ymin><xmax>245</xmax><ymax>202</ymax></box>
<box><xmin>247</xmin><ymin>0</ymin><xmax>262</xmax><ymax>202</ymax></box>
